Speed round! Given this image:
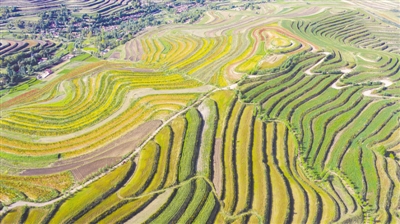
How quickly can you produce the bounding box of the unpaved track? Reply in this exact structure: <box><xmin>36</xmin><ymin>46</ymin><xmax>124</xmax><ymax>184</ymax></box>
<box><xmin>333</xmin><ymin>77</ymin><xmax>397</xmax><ymax>98</ymax></box>
<box><xmin>126</xmin><ymin>189</ymin><xmax>174</xmax><ymax>224</ymax></box>
<box><xmin>331</xmin><ymin>73</ymin><xmax>351</xmax><ymax>90</ymax></box>
<box><xmin>305</xmin><ymin>52</ymin><xmax>330</xmax><ymax>75</ymax></box>
<box><xmin>362</xmin><ymin>79</ymin><xmax>394</xmax><ymax>98</ymax></box>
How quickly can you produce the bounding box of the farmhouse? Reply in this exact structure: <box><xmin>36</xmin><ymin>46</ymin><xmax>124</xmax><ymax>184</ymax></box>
<box><xmin>62</xmin><ymin>54</ymin><xmax>75</xmax><ymax>60</ymax></box>
<box><xmin>37</xmin><ymin>69</ymin><xmax>53</xmax><ymax>79</ymax></box>
<box><xmin>38</xmin><ymin>57</ymin><xmax>48</xmax><ymax>64</ymax></box>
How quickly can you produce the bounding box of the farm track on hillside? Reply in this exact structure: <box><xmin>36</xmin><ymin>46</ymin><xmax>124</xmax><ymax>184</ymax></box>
<box><xmin>1</xmin><ymin>2</ymin><xmax>400</xmax><ymax>223</ymax></box>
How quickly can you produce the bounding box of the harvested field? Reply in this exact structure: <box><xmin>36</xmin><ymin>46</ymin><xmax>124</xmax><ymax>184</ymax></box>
<box><xmin>20</xmin><ymin>120</ymin><xmax>162</xmax><ymax>177</ymax></box>
<box><xmin>109</xmin><ymin>52</ymin><xmax>120</xmax><ymax>60</ymax></box>
<box><xmin>212</xmin><ymin>138</ymin><xmax>223</xmax><ymax>197</ymax></box>
<box><xmin>71</xmin><ymin>157</ymin><xmax>120</xmax><ymax>181</ymax></box>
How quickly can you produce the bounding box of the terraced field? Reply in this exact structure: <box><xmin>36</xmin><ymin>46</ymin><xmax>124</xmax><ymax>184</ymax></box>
<box><xmin>1</xmin><ymin>1</ymin><xmax>399</xmax><ymax>223</ymax></box>
<box><xmin>0</xmin><ymin>39</ymin><xmax>57</xmax><ymax>57</ymax></box>
<box><xmin>0</xmin><ymin>0</ymin><xmax>132</xmax><ymax>18</ymax></box>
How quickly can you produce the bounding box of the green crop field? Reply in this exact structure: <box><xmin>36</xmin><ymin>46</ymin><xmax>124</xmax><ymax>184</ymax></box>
<box><xmin>0</xmin><ymin>0</ymin><xmax>399</xmax><ymax>223</ymax></box>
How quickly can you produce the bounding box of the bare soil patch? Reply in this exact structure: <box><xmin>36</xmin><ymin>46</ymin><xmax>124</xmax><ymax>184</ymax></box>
<box><xmin>71</xmin><ymin>157</ymin><xmax>120</xmax><ymax>181</ymax></box>
<box><xmin>197</xmin><ymin>101</ymin><xmax>210</xmax><ymax>173</ymax></box>
<box><xmin>55</xmin><ymin>120</ymin><xmax>162</xmax><ymax>166</ymax></box>
<box><xmin>126</xmin><ymin>189</ymin><xmax>174</xmax><ymax>224</ymax></box>
<box><xmin>124</xmin><ymin>40</ymin><xmax>133</xmax><ymax>60</ymax></box>
<box><xmin>109</xmin><ymin>52</ymin><xmax>120</xmax><ymax>60</ymax></box>
<box><xmin>212</xmin><ymin>138</ymin><xmax>223</xmax><ymax>197</ymax></box>
<box><xmin>21</xmin><ymin>120</ymin><xmax>162</xmax><ymax>179</ymax></box>
<box><xmin>135</xmin><ymin>39</ymin><xmax>144</xmax><ymax>61</ymax></box>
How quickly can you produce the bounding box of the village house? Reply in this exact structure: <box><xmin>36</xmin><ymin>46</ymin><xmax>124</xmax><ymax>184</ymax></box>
<box><xmin>37</xmin><ymin>69</ymin><xmax>53</xmax><ymax>79</ymax></box>
<box><xmin>38</xmin><ymin>57</ymin><xmax>48</xmax><ymax>64</ymax></box>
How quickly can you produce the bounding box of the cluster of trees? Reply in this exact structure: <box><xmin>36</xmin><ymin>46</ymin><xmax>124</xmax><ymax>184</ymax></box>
<box><xmin>38</xmin><ymin>6</ymin><xmax>71</xmax><ymax>28</ymax></box>
<box><xmin>243</xmin><ymin>3</ymin><xmax>261</xmax><ymax>10</ymax></box>
<box><xmin>25</xmin><ymin>3</ymin><xmax>162</xmax><ymax>50</ymax></box>
<box><xmin>174</xmin><ymin>9</ymin><xmax>205</xmax><ymax>23</ymax></box>
<box><xmin>0</xmin><ymin>6</ymin><xmax>18</xmax><ymax>20</ymax></box>
<box><xmin>0</xmin><ymin>43</ymin><xmax>63</xmax><ymax>85</ymax></box>
<box><xmin>131</xmin><ymin>0</ymin><xmax>141</xmax><ymax>8</ymax></box>
<box><xmin>4</xmin><ymin>63</ymin><xmax>29</xmax><ymax>84</ymax></box>
<box><xmin>0</xmin><ymin>1</ymin><xmax>207</xmax><ymax>87</ymax></box>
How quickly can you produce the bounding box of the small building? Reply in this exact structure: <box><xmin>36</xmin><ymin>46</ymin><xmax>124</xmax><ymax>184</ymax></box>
<box><xmin>38</xmin><ymin>57</ymin><xmax>48</xmax><ymax>64</ymax></box>
<box><xmin>37</xmin><ymin>69</ymin><xmax>53</xmax><ymax>79</ymax></box>
<box><xmin>62</xmin><ymin>54</ymin><xmax>75</xmax><ymax>60</ymax></box>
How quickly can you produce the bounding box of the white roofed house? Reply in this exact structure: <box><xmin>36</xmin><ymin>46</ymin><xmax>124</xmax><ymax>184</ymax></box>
<box><xmin>37</xmin><ymin>69</ymin><xmax>53</xmax><ymax>79</ymax></box>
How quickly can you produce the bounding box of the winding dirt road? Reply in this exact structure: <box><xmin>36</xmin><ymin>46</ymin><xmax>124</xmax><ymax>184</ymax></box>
<box><xmin>0</xmin><ymin>83</ymin><xmax>236</xmax><ymax>215</ymax></box>
<box><xmin>305</xmin><ymin>52</ymin><xmax>330</xmax><ymax>75</ymax></box>
<box><xmin>362</xmin><ymin>79</ymin><xmax>394</xmax><ymax>98</ymax></box>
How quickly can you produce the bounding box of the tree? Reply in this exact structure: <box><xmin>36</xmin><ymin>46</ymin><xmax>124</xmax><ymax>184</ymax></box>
<box><xmin>131</xmin><ymin>0</ymin><xmax>141</xmax><ymax>8</ymax></box>
<box><xmin>6</xmin><ymin>64</ymin><xmax>13</xmax><ymax>77</ymax></box>
<box><xmin>19</xmin><ymin>65</ymin><xmax>26</xmax><ymax>76</ymax></box>
<box><xmin>26</xmin><ymin>65</ymin><xmax>33</xmax><ymax>75</ymax></box>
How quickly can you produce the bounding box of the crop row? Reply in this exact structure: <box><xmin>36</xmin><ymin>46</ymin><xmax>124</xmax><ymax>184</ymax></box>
<box><xmin>237</xmin><ymin>44</ymin><xmax>399</xmax><ymax>221</ymax></box>
<box><xmin>126</xmin><ymin>25</ymin><xmax>307</xmax><ymax>85</ymax></box>
<box><xmin>2</xmin><ymin>83</ymin><xmax>399</xmax><ymax>223</ymax></box>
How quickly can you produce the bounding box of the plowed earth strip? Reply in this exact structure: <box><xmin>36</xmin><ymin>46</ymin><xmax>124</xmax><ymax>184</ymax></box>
<box><xmin>20</xmin><ymin>120</ymin><xmax>162</xmax><ymax>178</ymax></box>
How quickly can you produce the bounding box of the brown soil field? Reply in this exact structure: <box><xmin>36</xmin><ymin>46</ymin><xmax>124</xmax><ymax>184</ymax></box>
<box><xmin>126</xmin><ymin>189</ymin><xmax>174</xmax><ymax>223</ymax></box>
<box><xmin>135</xmin><ymin>39</ymin><xmax>144</xmax><ymax>61</ymax></box>
<box><xmin>212</xmin><ymin>138</ymin><xmax>223</xmax><ymax>197</ymax></box>
<box><xmin>71</xmin><ymin>157</ymin><xmax>120</xmax><ymax>181</ymax></box>
<box><xmin>109</xmin><ymin>52</ymin><xmax>120</xmax><ymax>59</ymax></box>
<box><xmin>124</xmin><ymin>40</ymin><xmax>133</xmax><ymax>60</ymax></box>
<box><xmin>20</xmin><ymin>120</ymin><xmax>162</xmax><ymax>179</ymax></box>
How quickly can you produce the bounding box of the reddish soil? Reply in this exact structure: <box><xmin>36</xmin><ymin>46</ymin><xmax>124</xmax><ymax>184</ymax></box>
<box><xmin>212</xmin><ymin>138</ymin><xmax>223</xmax><ymax>197</ymax></box>
<box><xmin>20</xmin><ymin>120</ymin><xmax>162</xmax><ymax>180</ymax></box>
